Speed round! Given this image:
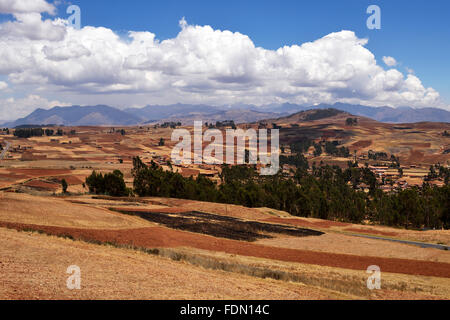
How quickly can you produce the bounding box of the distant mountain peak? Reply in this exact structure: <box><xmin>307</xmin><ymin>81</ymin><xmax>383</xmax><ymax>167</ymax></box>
<box><xmin>3</xmin><ymin>102</ymin><xmax>449</xmax><ymax>128</ymax></box>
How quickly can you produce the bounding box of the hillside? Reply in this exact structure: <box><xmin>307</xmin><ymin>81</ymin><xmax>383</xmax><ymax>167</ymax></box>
<box><xmin>5</xmin><ymin>105</ymin><xmax>142</xmax><ymax>127</ymax></box>
<box><xmin>263</xmin><ymin>108</ymin><xmax>450</xmax><ymax>167</ymax></box>
<box><xmin>313</xmin><ymin>103</ymin><xmax>450</xmax><ymax>123</ymax></box>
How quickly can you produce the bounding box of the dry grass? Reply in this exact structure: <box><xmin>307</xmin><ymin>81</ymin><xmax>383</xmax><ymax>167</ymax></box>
<box><xmin>0</xmin><ymin>192</ymin><xmax>151</xmax><ymax>229</ymax></box>
<box><xmin>175</xmin><ymin>247</ymin><xmax>450</xmax><ymax>299</ymax></box>
<box><xmin>0</xmin><ymin>227</ymin><xmax>344</xmax><ymax>300</ymax></box>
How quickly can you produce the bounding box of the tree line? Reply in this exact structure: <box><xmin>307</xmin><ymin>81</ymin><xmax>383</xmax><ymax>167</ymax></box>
<box><xmin>85</xmin><ymin>155</ymin><xmax>449</xmax><ymax>230</ymax></box>
<box><xmin>13</xmin><ymin>128</ymin><xmax>64</xmax><ymax>138</ymax></box>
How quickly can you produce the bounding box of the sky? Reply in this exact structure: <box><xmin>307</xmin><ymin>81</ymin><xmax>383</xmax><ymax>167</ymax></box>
<box><xmin>0</xmin><ymin>0</ymin><xmax>449</xmax><ymax>121</ymax></box>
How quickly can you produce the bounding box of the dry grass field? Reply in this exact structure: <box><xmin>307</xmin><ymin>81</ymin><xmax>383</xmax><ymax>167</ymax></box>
<box><xmin>0</xmin><ymin>192</ymin><xmax>449</xmax><ymax>299</ymax></box>
<box><xmin>0</xmin><ymin>228</ymin><xmax>341</xmax><ymax>300</ymax></box>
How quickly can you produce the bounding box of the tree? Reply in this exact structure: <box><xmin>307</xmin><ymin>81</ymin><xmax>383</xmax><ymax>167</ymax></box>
<box><xmin>346</xmin><ymin>118</ymin><xmax>358</xmax><ymax>126</ymax></box>
<box><xmin>158</xmin><ymin>138</ymin><xmax>165</xmax><ymax>146</ymax></box>
<box><xmin>313</xmin><ymin>143</ymin><xmax>322</xmax><ymax>157</ymax></box>
<box><xmin>61</xmin><ymin>179</ymin><xmax>68</xmax><ymax>193</ymax></box>
<box><xmin>85</xmin><ymin>170</ymin><xmax>129</xmax><ymax>196</ymax></box>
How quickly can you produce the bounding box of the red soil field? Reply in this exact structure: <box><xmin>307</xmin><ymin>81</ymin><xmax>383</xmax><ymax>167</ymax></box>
<box><xmin>351</xmin><ymin>140</ymin><xmax>372</xmax><ymax>149</ymax></box>
<box><xmin>399</xmin><ymin>143</ymin><xmax>431</xmax><ymax>148</ymax></box>
<box><xmin>8</xmin><ymin>169</ymin><xmax>71</xmax><ymax>176</ymax></box>
<box><xmin>0</xmin><ymin>173</ymin><xmax>29</xmax><ymax>179</ymax></box>
<box><xmin>51</xmin><ymin>175</ymin><xmax>83</xmax><ymax>185</ymax></box>
<box><xmin>181</xmin><ymin>168</ymin><xmax>200</xmax><ymax>177</ymax></box>
<box><xmin>408</xmin><ymin>150</ymin><xmax>425</xmax><ymax>162</ymax></box>
<box><xmin>23</xmin><ymin>180</ymin><xmax>59</xmax><ymax>190</ymax></box>
<box><xmin>1</xmin><ymin>221</ymin><xmax>448</xmax><ymax>278</ymax></box>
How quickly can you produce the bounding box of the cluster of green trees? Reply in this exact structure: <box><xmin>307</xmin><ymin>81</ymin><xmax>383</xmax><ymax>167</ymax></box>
<box><xmin>308</xmin><ymin>140</ymin><xmax>350</xmax><ymax>157</ymax></box>
<box><xmin>2</xmin><ymin>128</ymin><xmax>9</xmax><ymax>134</ymax></box>
<box><xmin>272</xmin><ymin>123</ymin><xmax>282</xmax><ymax>129</ymax></box>
<box><xmin>126</xmin><ymin>156</ymin><xmax>448</xmax><ymax>229</ymax></box>
<box><xmin>290</xmin><ymin>139</ymin><xmax>313</xmax><ymax>154</ymax></box>
<box><xmin>280</xmin><ymin>152</ymin><xmax>309</xmax><ymax>171</ymax></box>
<box><xmin>209</xmin><ymin>120</ymin><xmax>236</xmax><ymax>129</ymax></box>
<box><xmin>160</xmin><ymin>122</ymin><xmax>181</xmax><ymax>129</ymax></box>
<box><xmin>13</xmin><ymin>128</ymin><xmax>64</xmax><ymax>138</ymax></box>
<box><xmin>85</xmin><ymin>170</ymin><xmax>130</xmax><ymax>196</ymax></box>
<box><xmin>425</xmin><ymin>164</ymin><xmax>450</xmax><ymax>184</ymax></box>
<box><xmin>346</xmin><ymin>118</ymin><xmax>358</xmax><ymax>126</ymax></box>
<box><xmin>14</xmin><ymin>128</ymin><xmax>45</xmax><ymax>138</ymax></box>
<box><xmin>369</xmin><ymin>184</ymin><xmax>449</xmax><ymax>229</ymax></box>
<box><xmin>368</xmin><ymin>150</ymin><xmax>388</xmax><ymax>160</ymax></box>
<box><xmin>324</xmin><ymin>141</ymin><xmax>350</xmax><ymax>157</ymax></box>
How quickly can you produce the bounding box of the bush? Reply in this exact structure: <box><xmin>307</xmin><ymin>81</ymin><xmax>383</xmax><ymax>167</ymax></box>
<box><xmin>85</xmin><ymin>170</ymin><xmax>129</xmax><ymax>196</ymax></box>
<box><xmin>61</xmin><ymin>179</ymin><xmax>68</xmax><ymax>193</ymax></box>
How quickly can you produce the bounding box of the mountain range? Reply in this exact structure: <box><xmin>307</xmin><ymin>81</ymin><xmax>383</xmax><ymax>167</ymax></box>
<box><xmin>2</xmin><ymin>103</ymin><xmax>450</xmax><ymax>127</ymax></box>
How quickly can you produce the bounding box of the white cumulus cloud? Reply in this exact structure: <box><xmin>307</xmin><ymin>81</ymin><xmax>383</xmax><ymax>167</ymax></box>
<box><xmin>383</xmin><ymin>56</ymin><xmax>398</xmax><ymax>67</ymax></box>
<box><xmin>0</xmin><ymin>0</ymin><xmax>55</xmax><ymax>15</ymax></box>
<box><xmin>0</xmin><ymin>94</ymin><xmax>70</xmax><ymax>121</ymax></box>
<box><xmin>0</xmin><ymin>1</ymin><xmax>447</xmax><ymax>120</ymax></box>
<box><xmin>0</xmin><ymin>81</ymin><xmax>8</xmax><ymax>90</ymax></box>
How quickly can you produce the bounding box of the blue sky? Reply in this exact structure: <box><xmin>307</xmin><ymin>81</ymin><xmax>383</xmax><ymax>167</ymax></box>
<box><xmin>0</xmin><ymin>0</ymin><xmax>449</xmax><ymax>120</ymax></box>
<box><xmin>61</xmin><ymin>0</ymin><xmax>450</xmax><ymax>102</ymax></box>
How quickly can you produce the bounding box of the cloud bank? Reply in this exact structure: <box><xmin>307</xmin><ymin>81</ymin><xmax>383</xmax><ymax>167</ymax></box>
<box><xmin>0</xmin><ymin>0</ymin><xmax>448</xmax><ymax>120</ymax></box>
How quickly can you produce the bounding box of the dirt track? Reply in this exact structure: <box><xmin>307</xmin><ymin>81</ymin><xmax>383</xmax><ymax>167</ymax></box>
<box><xmin>1</xmin><ymin>221</ymin><xmax>449</xmax><ymax>278</ymax></box>
<box><xmin>344</xmin><ymin>228</ymin><xmax>398</xmax><ymax>237</ymax></box>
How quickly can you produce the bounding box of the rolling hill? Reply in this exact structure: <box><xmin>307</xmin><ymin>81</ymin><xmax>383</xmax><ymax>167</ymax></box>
<box><xmin>5</xmin><ymin>105</ymin><xmax>142</xmax><ymax>127</ymax></box>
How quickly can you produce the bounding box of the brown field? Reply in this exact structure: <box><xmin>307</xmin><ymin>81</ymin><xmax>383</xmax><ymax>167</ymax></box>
<box><xmin>1</xmin><ymin>220</ymin><xmax>449</xmax><ymax>278</ymax></box>
<box><xmin>0</xmin><ymin>193</ymin><xmax>151</xmax><ymax>229</ymax></box>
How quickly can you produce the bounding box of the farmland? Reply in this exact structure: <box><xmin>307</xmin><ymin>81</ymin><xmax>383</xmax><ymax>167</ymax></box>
<box><xmin>0</xmin><ymin>113</ymin><xmax>449</xmax><ymax>300</ymax></box>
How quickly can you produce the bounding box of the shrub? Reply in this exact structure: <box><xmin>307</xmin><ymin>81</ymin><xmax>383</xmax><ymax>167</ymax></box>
<box><xmin>61</xmin><ymin>179</ymin><xmax>68</xmax><ymax>193</ymax></box>
<box><xmin>85</xmin><ymin>170</ymin><xmax>129</xmax><ymax>197</ymax></box>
